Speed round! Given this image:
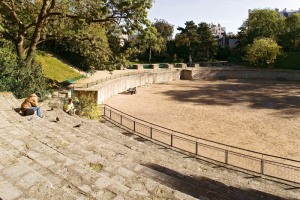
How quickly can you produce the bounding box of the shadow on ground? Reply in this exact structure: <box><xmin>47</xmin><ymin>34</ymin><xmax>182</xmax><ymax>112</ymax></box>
<box><xmin>160</xmin><ymin>79</ymin><xmax>300</xmax><ymax>116</ymax></box>
<box><xmin>143</xmin><ymin>163</ymin><xmax>287</xmax><ymax>200</ymax></box>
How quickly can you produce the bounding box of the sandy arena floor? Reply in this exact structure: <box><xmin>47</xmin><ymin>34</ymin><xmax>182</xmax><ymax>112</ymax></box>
<box><xmin>105</xmin><ymin>79</ymin><xmax>300</xmax><ymax>160</ymax></box>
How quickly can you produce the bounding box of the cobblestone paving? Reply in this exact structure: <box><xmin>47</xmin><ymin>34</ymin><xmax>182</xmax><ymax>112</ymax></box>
<box><xmin>0</xmin><ymin>92</ymin><xmax>299</xmax><ymax>200</ymax></box>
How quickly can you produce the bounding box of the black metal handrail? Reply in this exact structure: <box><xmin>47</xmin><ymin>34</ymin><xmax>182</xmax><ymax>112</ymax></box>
<box><xmin>104</xmin><ymin>104</ymin><xmax>300</xmax><ymax>163</ymax></box>
<box><xmin>103</xmin><ymin>104</ymin><xmax>300</xmax><ymax>184</ymax></box>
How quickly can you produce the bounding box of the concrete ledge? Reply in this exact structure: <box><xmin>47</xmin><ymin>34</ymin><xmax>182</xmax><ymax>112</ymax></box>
<box><xmin>182</xmin><ymin>68</ymin><xmax>300</xmax><ymax>81</ymax></box>
<box><xmin>149</xmin><ymin>64</ymin><xmax>159</xmax><ymax>70</ymax></box>
<box><xmin>132</xmin><ymin>64</ymin><xmax>144</xmax><ymax>70</ymax></box>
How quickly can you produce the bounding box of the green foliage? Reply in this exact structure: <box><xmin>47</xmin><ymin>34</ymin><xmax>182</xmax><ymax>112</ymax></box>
<box><xmin>0</xmin><ymin>40</ymin><xmax>48</xmax><ymax>98</ymax></box>
<box><xmin>176</xmin><ymin>21</ymin><xmax>198</xmax><ymax>62</ymax></box>
<box><xmin>35</xmin><ymin>52</ymin><xmax>81</xmax><ymax>82</ymax></box>
<box><xmin>153</xmin><ymin>19</ymin><xmax>174</xmax><ymax>41</ymax></box>
<box><xmin>137</xmin><ymin>26</ymin><xmax>165</xmax><ymax>63</ymax></box>
<box><xmin>279</xmin><ymin>14</ymin><xmax>300</xmax><ymax>51</ymax></box>
<box><xmin>77</xmin><ymin>94</ymin><xmax>100</xmax><ymax>119</ymax></box>
<box><xmin>0</xmin><ymin>0</ymin><xmax>153</xmax><ymax>70</ymax></box>
<box><xmin>89</xmin><ymin>163</ymin><xmax>103</xmax><ymax>172</ymax></box>
<box><xmin>245</xmin><ymin>38</ymin><xmax>281</xmax><ymax>67</ymax></box>
<box><xmin>194</xmin><ymin>22</ymin><xmax>217</xmax><ymax>61</ymax></box>
<box><xmin>237</xmin><ymin>9</ymin><xmax>285</xmax><ymax>56</ymax></box>
<box><xmin>175</xmin><ymin>21</ymin><xmax>216</xmax><ymax>62</ymax></box>
<box><xmin>0</xmin><ymin>40</ymin><xmax>17</xmax><ymax>92</ymax></box>
<box><xmin>248</xmin><ymin>9</ymin><xmax>285</xmax><ymax>39</ymax></box>
<box><xmin>275</xmin><ymin>52</ymin><xmax>300</xmax><ymax>70</ymax></box>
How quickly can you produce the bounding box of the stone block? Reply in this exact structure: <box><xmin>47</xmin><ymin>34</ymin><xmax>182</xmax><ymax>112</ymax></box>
<box><xmin>116</xmin><ymin>167</ymin><xmax>136</xmax><ymax>178</ymax></box>
<box><xmin>3</xmin><ymin>163</ymin><xmax>31</xmax><ymax>179</ymax></box>
<box><xmin>132</xmin><ymin>64</ymin><xmax>143</xmax><ymax>70</ymax></box>
<box><xmin>109</xmin><ymin>182</ymin><xmax>130</xmax><ymax>194</ymax></box>
<box><xmin>150</xmin><ymin>64</ymin><xmax>159</xmax><ymax>70</ymax></box>
<box><xmin>0</xmin><ymin>181</ymin><xmax>23</xmax><ymax>199</ymax></box>
<box><xmin>17</xmin><ymin>172</ymin><xmax>42</xmax><ymax>189</ymax></box>
<box><xmin>95</xmin><ymin>176</ymin><xmax>114</xmax><ymax>189</ymax></box>
<box><xmin>35</xmin><ymin>156</ymin><xmax>56</xmax><ymax>168</ymax></box>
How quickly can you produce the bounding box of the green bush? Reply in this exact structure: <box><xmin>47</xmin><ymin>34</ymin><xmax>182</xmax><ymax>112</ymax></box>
<box><xmin>77</xmin><ymin>94</ymin><xmax>100</xmax><ymax>119</ymax></box>
<box><xmin>275</xmin><ymin>52</ymin><xmax>300</xmax><ymax>70</ymax></box>
<box><xmin>0</xmin><ymin>43</ymin><xmax>48</xmax><ymax>99</ymax></box>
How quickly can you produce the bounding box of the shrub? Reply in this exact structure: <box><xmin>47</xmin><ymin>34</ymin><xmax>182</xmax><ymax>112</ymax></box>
<box><xmin>0</xmin><ymin>42</ymin><xmax>48</xmax><ymax>99</ymax></box>
<box><xmin>76</xmin><ymin>94</ymin><xmax>100</xmax><ymax>119</ymax></box>
<box><xmin>245</xmin><ymin>37</ymin><xmax>281</xmax><ymax>67</ymax></box>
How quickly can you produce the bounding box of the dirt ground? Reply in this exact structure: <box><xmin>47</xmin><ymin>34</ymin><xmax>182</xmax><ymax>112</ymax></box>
<box><xmin>105</xmin><ymin>79</ymin><xmax>300</xmax><ymax>161</ymax></box>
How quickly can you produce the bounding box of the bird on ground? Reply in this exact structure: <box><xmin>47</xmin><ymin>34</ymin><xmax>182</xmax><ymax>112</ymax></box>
<box><xmin>56</xmin><ymin>117</ymin><xmax>60</xmax><ymax>122</ymax></box>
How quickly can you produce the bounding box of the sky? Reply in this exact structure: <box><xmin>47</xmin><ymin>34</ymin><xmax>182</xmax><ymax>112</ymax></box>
<box><xmin>148</xmin><ymin>0</ymin><xmax>300</xmax><ymax>36</ymax></box>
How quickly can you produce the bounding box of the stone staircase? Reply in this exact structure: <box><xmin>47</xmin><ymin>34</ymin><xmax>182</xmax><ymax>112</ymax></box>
<box><xmin>0</xmin><ymin>92</ymin><xmax>299</xmax><ymax>200</ymax></box>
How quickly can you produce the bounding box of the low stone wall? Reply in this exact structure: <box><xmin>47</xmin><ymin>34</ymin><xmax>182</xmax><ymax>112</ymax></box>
<box><xmin>75</xmin><ymin>71</ymin><xmax>181</xmax><ymax>104</ymax></box>
<box><xmin>181</xmin><ymin>67</ymin><xmax>300</xmax><ymax>81</ymax></box>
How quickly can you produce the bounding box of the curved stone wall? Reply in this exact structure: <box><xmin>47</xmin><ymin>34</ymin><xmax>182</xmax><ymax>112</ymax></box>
<box><xmin>181</xmin><ymin>67</ymin><xmax>300</xmax><ymax>81</ymax></box>
<box><xmin>75</xmin><ymin>70</ymin><xmax>181</xmax><ymax>104</ymax></box>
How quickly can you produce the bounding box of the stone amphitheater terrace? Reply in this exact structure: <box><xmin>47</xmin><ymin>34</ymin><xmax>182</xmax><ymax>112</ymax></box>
<box><xmin>1</xmin><ymin>67</ymin><xmax>300</xmax><ymax>199</ymax></box>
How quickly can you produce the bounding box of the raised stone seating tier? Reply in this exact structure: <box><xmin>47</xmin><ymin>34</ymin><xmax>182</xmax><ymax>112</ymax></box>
<box><xmin>149</xmin><ymin>64</ymin><xmax>159</xmax><ymax>70</ymax></box>
<box><xmin>0</xmin><ymin>92</ymin><xmax>298</xmax><ymax>199</ymax></box>
<box><xmin>132</xmin><ymin>64</ymin><xmax>143</xmax><ymax>70</ymax></box>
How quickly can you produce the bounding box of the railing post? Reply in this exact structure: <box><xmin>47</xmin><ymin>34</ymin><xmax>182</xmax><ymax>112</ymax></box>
<box><xmin>261</xmin><ymin>158</ymin><xmax>264</xmax><ymax>175</ymax></box>
<box><xmin>150</xmin><ymin>127</ymin><xmax>153</xmax><ymax>138</ymax></box>
<box><xmin>104</xmin><ymin>106</ymin><xmax>106</xmax><ymax>117</ymax></box>
<box><xmin>195</xmin><ymin>142</ymin><xmax>198</xmax><ymax>155</ymax></box>
<box><xmin>225</xmin><ymin>150</ymin><xmax>229</xmax><ymax>164</ymax></box>
<box><xmin>109</xmin><ymin>109</ymin><xmax>111</xmax><ymax>119</ymax></box>
<box><xmin>170</xmin><ymin>134</ymin><xmax>173</xmax><ymax>146</ymax></box>
<box><xmin>120</xmin><ymin>115</ymin><xmax>122</xmax><ymax>125</ymax></box>
<box><xmin>133</xmin><ymin>121</ymin><xmax>136</xmax><ymax>132</ymax></box>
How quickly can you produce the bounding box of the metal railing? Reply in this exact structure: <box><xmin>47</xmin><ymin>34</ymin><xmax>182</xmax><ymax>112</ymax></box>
<box><xmin>103</xmin><ymin>104</ymin><xmax>300</xmax><ymax>184</ymax></box>
<box><xmin>71</xmin><ymin>69</ymin><xmax>173</xmax><ymax>89</ymax></box>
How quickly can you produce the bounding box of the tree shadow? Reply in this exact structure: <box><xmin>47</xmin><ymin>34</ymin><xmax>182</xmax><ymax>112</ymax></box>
<box><xmin>143</xmin><ymin>163</ymin><xmax>289</xmax><ymax>200</ymax></box>
<box><xmin>160</xmin><ymin>79</ymin><xmax>300</xmax><ymax>117</ymax></box>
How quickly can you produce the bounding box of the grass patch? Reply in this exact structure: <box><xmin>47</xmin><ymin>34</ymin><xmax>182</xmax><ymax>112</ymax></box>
<box><xmin>36</xmin><ymin>51</ymin><xmax>81</xmax><ymax>82</ymax></box>
<box><xmin>89</xmin><ymin>163</ymin><xmax>103</xmax><ymax>172</ymax></box>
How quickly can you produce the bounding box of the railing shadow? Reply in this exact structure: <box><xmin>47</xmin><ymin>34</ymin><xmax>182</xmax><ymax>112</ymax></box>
<box><xmin>143</xmin><ymin>163</ymin><xmax>286</xmax><ymax>200</ymax></box>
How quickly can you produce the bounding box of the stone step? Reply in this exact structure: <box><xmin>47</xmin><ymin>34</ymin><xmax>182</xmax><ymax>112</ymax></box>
<box><xmin>0</xmin><ymin>110</ymin><xmax>196</xmax><ymax>199</ymax></box>
<box><xmin>1</xmin><ymin>93</ymin><xmax>299</xmax><ymax>199</ymax></box>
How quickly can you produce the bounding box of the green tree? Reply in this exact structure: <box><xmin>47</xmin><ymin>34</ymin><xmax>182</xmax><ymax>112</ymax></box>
<box><xmin>0</xmin><ymin>0</ymin><xmax>153</xmax><ymax>67</ymax></box>
<box><xmin>153</xmin><ymin>19</ymin><xmax>174</xmax><ymax>41</ymax></box>
<box><xmin>279</xmin><ymin>14</ymin><xmax>300</xmax><ymax>51</ymax></box>
<box><xmin>237</xmin><ymin>9</ymin><xmax>285</xmax><ymax>56</ymax></box>
<box><xmin>245</xmin><ymin>37</ymin><xmax>281</xmax><ymax>67</ymax></box>
<box><xmin>0</xmin><ymin>0</ymin><xmax>153</xmax><ymax>97</ymax></box>
<box><xmin>152</xmin><ymin>19</ymin><xmax>174</xmax><ymax>62</ymax></box>
<box><xmin>176</xmin><ymin>21</ymin><xmax>198</xmax><ymax>63</ymax></box>
<box><xmin>137</xmin><ymin>26</ymin><xmax>164</xmax><ymax>63</ymax></box>
<box><xmin>195</xmin><ymin>22</ymin><xmax>216</xmax><ymax>61</ymax></box>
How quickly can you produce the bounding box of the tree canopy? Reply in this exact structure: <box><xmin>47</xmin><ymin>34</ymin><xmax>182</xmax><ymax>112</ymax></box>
<box><xmin>279</xmin><ymin>13</ymin><xmax>300</xmax><ymax>51</ymax></box>
<box><xmin>0</xmin><ymin>0</ymin><xmax>153</xmax><ymax>97</ymax></box>
<box><xmin>153</xmin><ymin>19</ymin><xmax>174</xmax><ymax>41</ymax></box>
<box><xmin>0</xmin><ymin>0</ymin><xmax>153</xmax><ymax>67</ymax></box>
<box><xmin>137</xmin><ymin>25</ymin><xmax>164</xmax><ymax>63</ymax></box>
<box><xmin>237</xmin><ymin>9</ymin><xmax>285</xmax><ymax>54</ymax></box>
<box><xmin>175</xmin><ymin>21</ymin><xmax>216</xmax><ymax>62</ymax></box>
<box><xmin>245</xmin><ymin>37</ymin><xmax>281</xmax><ymax>67</ymax></box>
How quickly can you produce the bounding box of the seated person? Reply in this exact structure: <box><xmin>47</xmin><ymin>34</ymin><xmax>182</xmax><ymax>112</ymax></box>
<box><xmin>21</xmin><ymin>93</ymin><xmax>43</xmax><ymax>118</ymax></box>
<box><xmin>64</xmin><ymin>98</ymin><xmax>75</xmax><ymax>115</ymax></box>
<box><xmin>128</xmin><ymin>87</ymin><xmax>137</xmax><ymax>95</ymax></box>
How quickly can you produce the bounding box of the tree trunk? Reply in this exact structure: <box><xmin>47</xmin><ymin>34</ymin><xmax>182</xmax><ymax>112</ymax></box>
<box><xmin>16</xmin><ymin>35</ymin><xmax>25</xmax><ymax>61</ymax></box>
<box><xmin>26</xmin><ymin>0</ymin><xmax>51</xmax><ymax>63</ymax></box>
<box><xmin>149</xmin><ymin>47</ymin><xmax>152</xmax><ymax>64</ymax></box>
